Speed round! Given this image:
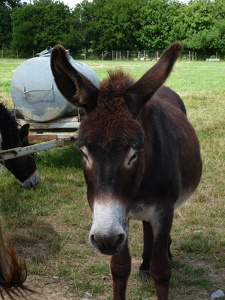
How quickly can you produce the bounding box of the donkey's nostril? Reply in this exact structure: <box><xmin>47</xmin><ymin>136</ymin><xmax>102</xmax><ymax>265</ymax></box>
<box><xmin>116</xmin><ymin>234</ymin><xmax>125</xmax><ymax>248</ymax></box>
<box><xmin>90</xmin><ymin>234</ymin><xmax>96</xmax><ymax>245</ymax></box>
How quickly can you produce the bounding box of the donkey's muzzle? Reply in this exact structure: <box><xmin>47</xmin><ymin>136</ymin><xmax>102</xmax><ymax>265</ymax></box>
<box><xmin>89</xmin><ymin>200</ymin><xmax>128</xmax><ymax>255</ymax></box>
<box><xmin>22</xmin><ymin>170</ymin><xmax>39</xmax><ymax>189</ymax></box>
<box><xmin>90</xmin><ymin>232</ymin><xmax>126</xmax><ymax>255</ymax></box>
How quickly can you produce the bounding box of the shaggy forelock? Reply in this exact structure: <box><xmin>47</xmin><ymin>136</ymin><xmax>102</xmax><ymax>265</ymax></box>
<box><xmin>98</xmin><ymin>69</ymin><xmax>134</xmax><ymax>101</ymax></box>
<box><xmin>77</xmin><ymin>70</ymin><xmax>144</xmax><ymax>150</ymax></box>
<box><xmin>79</xmin><ymin>97</ymin><xmax>143</xmax><ymax>150</ymax></box>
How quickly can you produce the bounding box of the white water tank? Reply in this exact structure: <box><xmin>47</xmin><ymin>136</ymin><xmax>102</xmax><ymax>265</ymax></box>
<box><xmin>10</xmin><ymin>47</ymin><xmax>99</xmax><ymax>122</ymax></box>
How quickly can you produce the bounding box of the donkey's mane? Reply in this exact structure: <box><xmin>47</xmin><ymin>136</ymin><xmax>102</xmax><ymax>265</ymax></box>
<box><xmin>98</xmin><ymin>69</ymin><xmax>134</xmax><ymax>101</ymax></box>
<box><xmin>0</xmin><ymin>103</ymin><xmax>19</xmax><ymax>149</ymax></box>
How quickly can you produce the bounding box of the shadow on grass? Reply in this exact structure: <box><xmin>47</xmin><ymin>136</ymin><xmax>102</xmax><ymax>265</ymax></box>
<box><xmin>0</xmin><ymin>182</ymin><xmax>63</xmax><ymax>266</ymax></box>
<box><xmin>10</xmin><ymin>219</ymin><xmax>62</xmax><ymax>264</ymax></box>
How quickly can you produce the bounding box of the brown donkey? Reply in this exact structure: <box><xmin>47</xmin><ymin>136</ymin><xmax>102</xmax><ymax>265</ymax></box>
<box><xmin>51</xmin><ymin>42</ymin><xmax>202</xmax><ymax>300</ymax></box>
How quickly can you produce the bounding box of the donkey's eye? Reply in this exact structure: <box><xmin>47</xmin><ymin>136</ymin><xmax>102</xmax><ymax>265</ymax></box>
<box><xmin>78</xmin><ymin>146</ymin><xmax>90</xmax><ymax>164</ymax></box>
<box><xmin>128</xmin><ymin>153</ymin><xmax>139</xmax><ymax>165</ymax></box>
<box><xmin>80</xmin><ymin>150</ymin><xmax>89</xmax><ymax>161</ymax></box>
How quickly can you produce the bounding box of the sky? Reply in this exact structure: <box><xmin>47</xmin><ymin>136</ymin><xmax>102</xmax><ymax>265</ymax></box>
<box><xmin>62</xmin><ymin>0</ymin><xmax>189</xmax><ymax>9</ymax></box>
<box><xmin>62</xmin><ymin>0</ymin><xmax>83</xmax><ymax>8</ymax></box>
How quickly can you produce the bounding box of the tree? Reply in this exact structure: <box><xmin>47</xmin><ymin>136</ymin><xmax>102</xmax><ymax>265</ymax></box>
<box><xmin>0</xmin><ymin>1</ymin><xmax>22</xmax><ymax>48</ymax></box>
<box><xmin>7</xmin><ymin>0</ymin><xmax>225</xmax><ymax>57</ymax></box>
<box><xmin>0</xmin><ymin>4</ymin><xmax>12</xmax><ymax>48</ymax></box>
<box><xmin>171</xmin><ymin>0</ymin><xmax>215</xmax><ymax>50</ymax></box>
<box><xmin>11</xmin><ymin>0</ymin><xmax>72</xmax><ymax>56</ymax></box>
<box><xmin>87</xmin><ymin>0</ymin><xmax>144</xmax><ymax>51</ymax></box>
<box><xmin>136</xmin><ymin>0</ymin><xmax>178</xmax><ymax>49</ymax></box>
<box><xmin>175</xmin><ymin>0</ymin><xmax>225</xmax><ymax>55</ymax></box>
<box><xmin>70</xmin><ymin>0</ymin><xmax>95</xmax><ymax>53</ymax></box>
<box><xmin>5</xmin><ymin>0</ymin><xmax>22</xmax><ymax>8</ymax></box>
<box><xmin>183</xmin><ymin>19</ymin><xmax>225</xmax><ymax>55</ymax></box>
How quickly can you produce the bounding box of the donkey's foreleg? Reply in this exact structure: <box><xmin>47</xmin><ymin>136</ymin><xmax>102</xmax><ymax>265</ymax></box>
<box><xmin>150</xmin><ymin>207</ymin><xmax>174</xmax><ymax>300</ymax></box>
<box><xmin>110</xmin><ymin>242</ymin><xmax>131</xmax><ymax>300</ymax></box>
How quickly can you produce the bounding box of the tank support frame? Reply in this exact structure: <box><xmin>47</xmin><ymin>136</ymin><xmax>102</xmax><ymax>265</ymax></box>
<box><xmin>0</xmin><ymin>116</ymin><xmax>80</xmax><ymax>161</ymax></box>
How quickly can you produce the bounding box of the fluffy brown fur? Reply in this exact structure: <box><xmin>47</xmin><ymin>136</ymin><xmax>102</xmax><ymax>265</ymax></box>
<box><xmin>78</xmin><ymin>70</ymin><xmax>144</xmax><ymax>150</ymax></box>
<box><xmin>0</xmin><ymin>228</ymin><xmax>30</xmax><ymax>299</ymax></box>
<box><xmin>80</xmin><ymin>96</ymin><xmax>143</xmax><ymax>150</ymax></box>
<box><xmin>98</xmin><ymin>69</ymin><xmax>134</xmax><ymax>101</ymax></box>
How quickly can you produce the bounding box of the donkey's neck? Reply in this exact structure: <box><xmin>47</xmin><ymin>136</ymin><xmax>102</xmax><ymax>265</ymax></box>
<box><xmin>0</xmin><ymin>104</ymin><xmax>19</xmax><ymax>149</ymax></box>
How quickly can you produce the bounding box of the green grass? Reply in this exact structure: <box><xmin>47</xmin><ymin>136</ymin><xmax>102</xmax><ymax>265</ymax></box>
<box><xmin>0</xmin><ymin>58</ymin><xmax>224</xmax><ymax>299</ymax></box>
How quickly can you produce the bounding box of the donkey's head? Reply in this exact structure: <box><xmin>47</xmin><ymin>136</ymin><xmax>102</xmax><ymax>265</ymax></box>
<box><xmin>51</xmin><ymin>43</ymin><xmax>182</xmax><ymax>255</ymax></box>
<box><xmin>4</xmin><ymin>124</ymin><xmax>38</xmax><ymax>189</ymax></box>
<box><xmin>0</xmin><ymin>109</ymin><xmax>38</xmax><ymax>189</ymax></box>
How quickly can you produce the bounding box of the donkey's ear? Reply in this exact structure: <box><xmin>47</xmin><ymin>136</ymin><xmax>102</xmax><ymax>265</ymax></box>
<box><xmin>125</xmin><ymin>42</ymin><xmax>183</xmax><ymax>118</ymax></box>
<box><xmin>19</xmin><ymin>124</ymin><xmax>29</xmax><ymax>144</ymax></box>
<box><xmin>51</xmin><ymin>45</ymin><xmax>99</xmax><ymax>113</ymax></box>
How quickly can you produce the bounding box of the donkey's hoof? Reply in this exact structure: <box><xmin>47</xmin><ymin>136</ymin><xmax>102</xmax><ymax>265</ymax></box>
<box><xmin>139</xmin><ymin>269</ymin><xmax>150</xmax><ymax>279</ymax></box>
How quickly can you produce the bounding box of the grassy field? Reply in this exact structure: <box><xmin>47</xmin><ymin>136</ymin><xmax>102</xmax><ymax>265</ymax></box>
<box><xmin>0</xmin><ymin>58</ymin><xmax>224</xmax><ymax>300</ymax></box>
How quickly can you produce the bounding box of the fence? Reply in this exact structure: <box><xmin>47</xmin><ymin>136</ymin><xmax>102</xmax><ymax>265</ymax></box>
<box><xmin>0</xmin><ymin>48</ymin><xmax>222</xmax><ymax>61</ymax></box>
<box><xmin>85</xmin><ymin>50</ymin><xmax>220</xmax><ymax>61</ymax></box>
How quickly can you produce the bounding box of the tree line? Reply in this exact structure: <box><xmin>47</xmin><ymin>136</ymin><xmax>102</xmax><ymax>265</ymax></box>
<box><xmin>1</xmin><ymin>0</ymin><xmax>225</xmax><ymax>58</ymax></box>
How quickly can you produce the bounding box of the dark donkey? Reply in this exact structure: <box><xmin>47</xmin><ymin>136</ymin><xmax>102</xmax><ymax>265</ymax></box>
<box><xmin>51</xmin><ymin>43</ymin><xmax>202</xmax><ymax>300</ymax></box>
<box><xmin>0</xmin><ymin>103</ymin><xmax>38</xmax><ymax>189</ymax></box>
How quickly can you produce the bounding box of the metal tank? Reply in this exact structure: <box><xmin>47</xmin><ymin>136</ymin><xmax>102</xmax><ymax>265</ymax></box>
<box><xmin>10</xmin><ymin>47</ymin><xmax>99</xmax><ymax>122</ymax></box>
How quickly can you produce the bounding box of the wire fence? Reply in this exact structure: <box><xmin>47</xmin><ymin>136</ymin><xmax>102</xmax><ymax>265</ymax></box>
<box><xmin>78</xmin><ymin>50</ymin><xmax>221</xmax><ymax>61</ymax></box>
<box><xmin>0</xmin><ymin>48</ymin><xmax>222</xmax><ymax>61</ymax></box>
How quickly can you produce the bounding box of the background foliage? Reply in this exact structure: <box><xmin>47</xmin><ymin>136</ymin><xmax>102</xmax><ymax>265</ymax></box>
<box><xmin>1</xmin><ymin>0</ymin><xmax>225</xmax><ymax>57</ymax></box>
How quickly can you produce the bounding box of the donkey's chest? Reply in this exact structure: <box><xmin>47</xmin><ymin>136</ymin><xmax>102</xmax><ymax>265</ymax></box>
<box><xmin>129</xmin><ymin>188</ymin><xmax>194</xmax><ymax>222</ymax></box>
<box><xmin>129</xmin><ymin>202</ymin><xmax>157</xmax><ymax>222</ymax></box>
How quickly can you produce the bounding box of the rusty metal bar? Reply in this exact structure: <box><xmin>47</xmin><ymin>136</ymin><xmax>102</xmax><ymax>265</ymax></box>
<box><xmin>17</xmin><ymin>117</ymin><xmax>81</xmax><ymax>130</ymax></box>
<box><xmin>0</xmin><ymin>134</ymin><xmax>78</xmax><ymax>161</ymax></box>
